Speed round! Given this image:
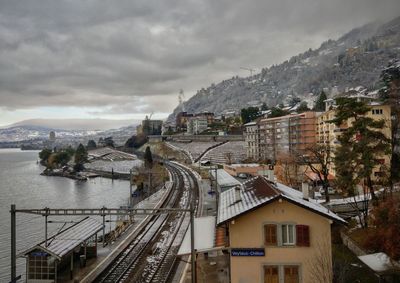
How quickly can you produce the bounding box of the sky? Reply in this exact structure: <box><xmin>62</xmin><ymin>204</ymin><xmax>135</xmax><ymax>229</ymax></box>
<box><xmin>0</xmin><ymin>0</ymin><xmax>399</xmax><ymax>128</ymax></box>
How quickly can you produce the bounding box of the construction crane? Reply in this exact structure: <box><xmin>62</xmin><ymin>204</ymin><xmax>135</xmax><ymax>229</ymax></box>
<box><xmin>178</xmin><ymin>89</ymin><xmax>185</xmax><ymax>112</ymax></box>
<box><xmin>240</xmin><ymin>67</ymin><xmax>256</xmax><ymax>76</ymax></box>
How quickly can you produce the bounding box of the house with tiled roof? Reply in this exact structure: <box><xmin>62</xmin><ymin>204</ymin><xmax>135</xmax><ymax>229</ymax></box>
<box><xmin>217</xmin><ymin>176</ymin><xmax>345</xmax><ymax>283</ymax></box>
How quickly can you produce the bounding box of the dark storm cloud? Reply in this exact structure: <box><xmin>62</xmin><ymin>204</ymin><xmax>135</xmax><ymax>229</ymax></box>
<box><xmin>0</xmin><ymin>0</ymin><xmax>399</xmax><ymax>114</ymax></box>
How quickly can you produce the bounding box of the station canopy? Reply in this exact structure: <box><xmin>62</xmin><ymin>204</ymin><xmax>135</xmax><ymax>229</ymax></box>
<box><xmin>178</xmin><ymin>216</ymin><xmax>219</xmax><ymax>256</ymax></box>
<box><xmin>210</xmin><ymin>169</ymin><xmax>241</xmax><ymax>189</ymax></box>
<box><xmin>21</xmin><ymin>217</ymin><xmax>103</xmax><ymax>260</ymax></box>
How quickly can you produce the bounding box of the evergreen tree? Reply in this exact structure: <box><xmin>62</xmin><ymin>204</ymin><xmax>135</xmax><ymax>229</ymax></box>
<box><xmin>268</xmin><ymin>107</ymin><xmax>288</xmax><ymax>118</ymax></box>
<box><xmin>53</xmin><ymin>151</ymin><xmax>71</xmax><ymax>167</ymax></box>
<box><xmin>330</xmin><ymin>97</ymin><xmax>391</xmax><ymax>201</ymax></box>
<box><xmin>104</xmin><ymin>137</ymin><xmax>115</xmax><ymax>147</ymax></box>
<box><xmin>240</xmin><ymin>107</ymin><xmax>260</xmax><ymax>124</ymax></box>
<box><xmin>74</xmin><ymin>143</ymin><xmax>88</xmax><ymax>172</ymax></box>
<box><xmin>144</xmin><ymin>146</ymin><xmax>153</xmax><ymax>169</ymax></box>
<box><xmin>39</xmin><ymin>148</ymin><xmax>52</xmax><ymax>164</ymax></box>
<box><xmin>297</xmin><ymin>102</ymin><xmax>310</xmax><ymax>113</ymax></box>
<box><xmin>261</xmin><ymin>103</ymin><xmax>268</xmax><ymax>111</ymax></box>
<box><xmin>314</xmin><ymin>91</ymin><xmax>327</xmax><ymax>111</ymax></box>
<box><xmin>379</xmin><ymin>60</ymin><xmax>400</xmax><ymax>185</ymax></box>
<box><xmin>87</xmin><ymin>140</ymin><xmax>97</xmax><ymax>149</ymax></box>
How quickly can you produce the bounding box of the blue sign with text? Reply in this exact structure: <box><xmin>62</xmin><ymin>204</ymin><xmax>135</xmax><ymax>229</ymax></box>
<box><xmin>231</xmin><ymin>248</ymin><xmax>265</xmax><ymax>257</ymax></box>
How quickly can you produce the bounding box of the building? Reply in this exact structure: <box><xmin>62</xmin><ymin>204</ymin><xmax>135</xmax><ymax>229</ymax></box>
<box><xmin>194</xmin><ymin>112</ymin><xmax>215</xmax><ymax>125</ymax></box>
<box><xmin>244</xmin><ymin>122</ymin><xmax>260</xmax><ymax>160</ymax></box>
<box><xmin>245</xmin><ymin>112</ymin><xmax>317</xmax><ymax>162</ymax></box>
<box><xmin>223</xmin><ymin>163</ymin><xmax>270</xmax><ymax>177</ymax></box>
<box><xmin>317</xmin><ymin>100</ymin><xmax>392</xmax><ymax>179</ymax></box>
<box><xmin>187</xmin><ymin>117</ymin><xmax>208</xmax><ymax>135</ymax></box>
<box><xmin>49</xmin><ymin>131</ymin><xmax>56</xmax><ymax>142</ymax></box>
<box><xmin>210</xmin><ymin>168</ymin><xmax>241</xmax><ymax>192</ymax></box>
<box><xmin>176</xmin><ymin>112</ymin><xmax>194</xmax><ymax>130</ymax></box>
<box><xmin>141</xmin><ymin>119</ymin><xmax>163</xmax><ymax>136</ymax></box>
<box><xmin>217</xmin><ymin>176</ymin><xmax>345</xmax><ymax>283</ymax></box>
<box><xmin>22</xmin><ymin>217</ymin><xmax>103</xmax><ymax>282</ymax></box>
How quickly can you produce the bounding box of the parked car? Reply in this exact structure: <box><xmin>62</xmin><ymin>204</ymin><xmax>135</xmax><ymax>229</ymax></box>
<box><xmin>237</xmin><ymin>173</ymin><xmax>248</xmax><ymax>179</ymax></box>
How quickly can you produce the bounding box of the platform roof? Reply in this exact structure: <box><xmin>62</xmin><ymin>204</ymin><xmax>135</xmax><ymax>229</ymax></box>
<box><xmin>210</xmin><ymin>169</ymin><xmax>241</xmax><ymax>189</ymax></box>
<box><xmin>358</xmin><ymin>253</ymin><xmax>400</xmax><ymax>274</ymax></box>
<box><xmin>217</xmin><ymin>176</ymin><xmax>346</xmax><ymax>225</ymax></box>
<box><xmin>177</xmin><ymin>216</ymin><xmax>216</xmax><ymax>256</ymax></box>
<box><xmin>21</xmin><ymin>217</ymin><xmax>103</xmax><ymax>260</ymax></box>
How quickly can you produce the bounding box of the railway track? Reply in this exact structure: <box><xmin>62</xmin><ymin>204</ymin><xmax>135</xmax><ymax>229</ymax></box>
<box><xmin>94</xmin><ymin>161</ymin><xmax>199</xmax><ymax>283</ymax></box>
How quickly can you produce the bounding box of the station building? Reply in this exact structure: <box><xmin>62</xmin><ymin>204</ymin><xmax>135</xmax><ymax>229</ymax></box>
<box><xmin>217</xmin><ymin>176</ymin><xmax>345</xmax><ymax>283</ymax></box>
<box><xmin>21</xmin><ymin>217</ymin><xmax>103</xmax><ymax>282</ymax></box>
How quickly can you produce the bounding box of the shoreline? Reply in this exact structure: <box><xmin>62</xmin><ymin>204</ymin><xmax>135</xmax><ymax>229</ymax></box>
<box><xmin>41</xmin><ymin>168</ymin><xmax>131</xmax><ymax>181</ymax></box>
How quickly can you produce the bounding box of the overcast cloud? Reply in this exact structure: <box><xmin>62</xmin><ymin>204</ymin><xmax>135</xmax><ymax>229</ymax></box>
<box><xmin>0</xmin><ymin>0</ymin><xmax>399</xmax><ymax>124</ymax></box>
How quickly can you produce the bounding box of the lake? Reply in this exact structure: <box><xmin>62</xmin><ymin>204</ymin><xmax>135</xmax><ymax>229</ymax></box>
<box><xmin>0</xmin><ymin>148</ymin><xmax>132</xmax><ymax>281</ymax></box>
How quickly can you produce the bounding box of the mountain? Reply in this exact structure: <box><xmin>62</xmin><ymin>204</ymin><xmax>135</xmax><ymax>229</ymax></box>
<box><xmin>4</xmin><ymin>118</ymin><xmax>137</xmax><ymax>131</ymax></box>
<box><xmin>168</xmin><ymin>16</ymin><xmax>400</xmax><ymax>120</ymax></box>
<box><xmin>0</xmin><ymin>125</ymin><xmax>136</xmax><ymax>143</ymax></box>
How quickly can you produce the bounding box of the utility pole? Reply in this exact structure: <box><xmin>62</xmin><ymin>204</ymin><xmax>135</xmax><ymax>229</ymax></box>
<box><xmin>11</xmin><ymin>204</ymin><xmax>16</xmax><ymax>283</ymax></box>
<box><xmin>129</xmin><ymin>169</ymin><xmax>133</xmax><ymax>207</ymax></box>
<box><xmin>190</xmin><ymin>198</ymin><xmax>196</xmax><ymax>283</ymax></box>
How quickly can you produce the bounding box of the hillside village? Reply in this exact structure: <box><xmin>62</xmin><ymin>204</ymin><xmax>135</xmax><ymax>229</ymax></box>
<box><xmin>108</xmin><ymin>59</ymin><xmax>399</xmax><ymax>283</ymax></box>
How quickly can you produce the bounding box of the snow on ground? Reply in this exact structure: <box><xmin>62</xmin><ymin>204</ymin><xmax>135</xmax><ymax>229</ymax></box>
<box><xmin>85</xmin><ymin>159</ymin><xmax>143</xmax><ymax>174</ymax></box>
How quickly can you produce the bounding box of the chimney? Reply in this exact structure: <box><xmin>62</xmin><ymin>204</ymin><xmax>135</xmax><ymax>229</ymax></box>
<box><xmin>234</xmin><ymin>186</ymin><xmax>242</xmax><ymax>203</ymax></box>
<box><xmin>302</xmin><ymin>183</ymin><xmax>309</xmax><ymax>200</ymax></box>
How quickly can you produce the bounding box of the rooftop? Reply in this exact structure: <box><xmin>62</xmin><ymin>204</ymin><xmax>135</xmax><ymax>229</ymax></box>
<box><xmin>358</xmin><ymin>253</ymin><xmax>400</xmax><ymax>274</ymax></box>
<box><xmin>210</xmin><ymin>169</ymin><xmax>241</xmax><ymax>189</ymax></box>
<box><xmin>225</xmin><ymin>163</ymin><xmax>265</xmax><ymax>168</ymax></box>
<box><xmin>217</xmin><ymin>176</ymin><xmax>346</xmax><ymax>225</ymax></box>
<box><xmin>22</xmin><ymin>217</ymin><xmax>103</xmax><ymax>260</ymax></box>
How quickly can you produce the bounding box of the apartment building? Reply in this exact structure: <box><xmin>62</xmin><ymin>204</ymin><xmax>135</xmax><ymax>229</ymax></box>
<box><xmin>244</xmin><ymin>121</ymin><xmax>260</xmax><ymax>160</ymax></box>
<box><xmin>176</xmin><ymin>112</ymin><xmax>194</xmax><ymax>130</ymax></box>
<box><xmin>245</xmin><ymin>112</ymin><xmax>317</xmax><ymax>162</ymax></box>
<box><xmin>217</xmin><ymin>176</ymin><xmax>345</xmax><ymax>283</ymax></box>
<box><xmin>187</xmin><ymin>117</ymin><xmax>208</xmax><ymax>135</ymax></box>
<box><xmin>194</xmin><ymin>112</ymin><xmax>215</xmax><ymax>125</ymax></box>
<box><xmin>317</xmin><ymin>100</ymin><xmax>392</xmax><ymax>179</ymax></box>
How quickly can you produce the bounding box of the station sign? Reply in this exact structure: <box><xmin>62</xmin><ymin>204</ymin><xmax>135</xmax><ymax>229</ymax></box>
<box><xmin>31</xmin><ymin>251</ymin><xmax>48</xmax><ymax>257</ymax></box>
<box><xmin>231</xmin><ymin>248</ymin><xmax>265</xmax><ymax>257</ymax></box>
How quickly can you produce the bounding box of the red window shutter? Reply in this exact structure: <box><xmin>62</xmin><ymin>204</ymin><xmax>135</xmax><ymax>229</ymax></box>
<box><xmin>264</xmin><ymin>224</ymin><xmax>277</xmax><ymax>246</ymax></box>
<box><xmin>296</xmin><ymin>225</ymin><xmax>310</xmax><ymax>247</ymax></box>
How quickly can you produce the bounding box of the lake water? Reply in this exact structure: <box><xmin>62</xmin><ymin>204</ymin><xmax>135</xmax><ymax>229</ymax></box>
<box><xmin>0</xmin><ymin>149</ymin><xmax>131</xmax><ymax>281</ymax></box>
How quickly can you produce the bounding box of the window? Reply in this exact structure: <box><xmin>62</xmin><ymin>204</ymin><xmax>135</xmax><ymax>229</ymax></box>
<box><xmin>264</xmin><ymin>224</ymin><xmax>277</xmax><ymax>246</ymax></box>
<box><xmin>282</xmin><ymin>224</ymin><xmax>295</xmax><ymax>245</ymax></box>
<box><xmin>284</xmin><ymin>266</ymin><xmax>300</xmax><ymax>283</ymax></box>
<box><xmin>372</xmin><ymin>109</ymin><xmax>383</xmax><ymax>115</ymax></box>
<box><xmin>296</xmin><ymin>225</ymin><xmax>310</xmax><ymax>246</ymax></box>
<box><xmin>264</xmin><ymin>223</ymin><xmax>310</xmax><ymax>247</ymax></box>
<box><xmin>264</xmin><ymin>265</ymin><xmax>300</xmax><ymax>283</ymax></box>
<box><xmin>264</xmin><ymin>266</ymin><xmax>279</xmax><ymax>283</ymax></box>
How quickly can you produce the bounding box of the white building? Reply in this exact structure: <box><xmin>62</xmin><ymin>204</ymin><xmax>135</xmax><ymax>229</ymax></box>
<box><xmin>244</xmin><ymin>121</ymin><xmax>260</xmax><ymax>160</ymax></box>
<box><xmin>187</xmin><ymin>117</ymin><xmax>208</xmax><ymax>135</ymax></box>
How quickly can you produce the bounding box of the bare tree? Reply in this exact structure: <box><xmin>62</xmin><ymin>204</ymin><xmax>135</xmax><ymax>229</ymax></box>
<box><xmin>295</xmin><ymin>143</ymin><xmax>332</xmax><ymax>202</ymax></box>
<box><xmin>275</xmin><ymin>152</ymin><xmax>302</xmax><ymax>188</ymax></box>
<box><xmin>224</xmin><ymin>151</ymin><xmax>233</xmax><ymax>165</ymax></box>
<box><xmin>308</xmin><ymin>236</ymin><xmax>333</xmax><ymax>283</ymax></box>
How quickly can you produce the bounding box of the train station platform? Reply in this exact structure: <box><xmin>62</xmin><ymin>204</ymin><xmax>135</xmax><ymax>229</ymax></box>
<box><xmin>21</xmin><ymin>217</ymin><xmax>103</xmax><ymax>282</ymax></box>
<box><xmin>76</xmin><ymin>185</ymin><xmax>171</xmax><ymax>282</ymax></box>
